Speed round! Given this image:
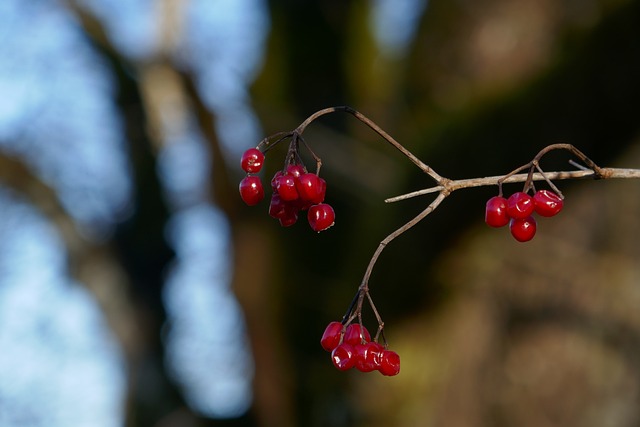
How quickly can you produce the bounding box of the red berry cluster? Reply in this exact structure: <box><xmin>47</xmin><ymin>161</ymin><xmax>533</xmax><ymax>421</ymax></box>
<box><xmin>320</xmin><ymin>321</ymin><xmax>400</xmax><ymax>376</ymax></box>
<box><xmin>485</xmin><ymin>189</ymin><xmax>563</xmax><ymax>242</ymax></box>
<box><xmin>239</xmin><ymin>147</ymin><xmax>335</xmax><ymax>232</ymax></box>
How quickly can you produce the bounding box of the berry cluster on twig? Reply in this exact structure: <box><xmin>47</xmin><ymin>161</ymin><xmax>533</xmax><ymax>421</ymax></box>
<box><xmin>239</xmin><ymin>134</ymin><xmax>335</xmax><ymax>232</ymax></box>
<box><xmin>486</xmin><ymin>189</ymin><xmax>563</xmax><ymax>242</ymax></box>
<box><xmin>321</xmin><ymin>321</ymin><xmax>400</xmax><ymax>376</ymax></box>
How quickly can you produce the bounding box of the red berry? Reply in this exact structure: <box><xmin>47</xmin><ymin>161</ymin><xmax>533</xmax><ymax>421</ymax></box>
<box><xmin>240</xmin><ymin>148</ymin><xmax>265</xmax><ymax>173</ymax></box>
<box><xmin>320</xmin><ymin>321</ymin><xmax>343</xmax><ymax>352</ymax></box>
<box><xmin>344</xmin><ymin>323</ymin><xmax>371</xmax><ymax>345</ymax></box>
<box><xmin>331</xmin><ymin>343</ymin><xmax>356</xmax><ymax>371</ymax></box>
<box><xmin>296</xmin><ymin>173</ymin><xmax>323</xmax><ymax>202</ymax></box>
<box><xmin>379</xmin><ymin>350</ymin><xmax>400</xmax><ymax>376</ymax></box>
<box><xmin>355</xmin><ymin>342</ymin><xmax>384</xmax><ymax>372</ymax></box>
<box><xmin>268</xmin><ymin>193</ymin><xmax>286</xmax><ymax>218</ymax></box>
<box><xmin>309</xmin><ymin>177</ymin><xmax>326</xmax><ymax>204</ymax></box>
<box><xmin>286</xmin><ymin>164</ymin><xmax>305</xmax><ymax>179</ymax></box>
<box><xmin>509</xmin><ymin>215</ymin><xmax>537</xmax><ymax>242</ymax></box>
<box><xmin>533</xmin><ymin>189</ymin><xmax>563</xmax><ymax>217</ymax></box>
<box><xmin>278</xmin><ymin>208</ymin><xmax>298</xmax><ymax>227</ymax></box>
<box><xmin>485</xmin><ymin>196</ymin><xmax>509</xmax><ymax>227</ymax></box>
<box><xmin>239</xmin><ymin>176</ymin><xmax>264</xmax><ymax>206</ymax></box>
<box><xmin>506</xmin><ymin>192</ymin><xmax>535</xmax><ymax>219</ymax></box>
<box><xmin>270</xmin><ymin>170</ymin><xmax>284</xmax><ymax>189</ymax></box>
<box><xmin>275</xmin><ymin>174</ymin><xmax>299</xmax><ymax>201</ymax></box>
<box><xmin>308</xmin><ymin>203</ymin><xmax>335</xmax><ymax>232</ymax></box>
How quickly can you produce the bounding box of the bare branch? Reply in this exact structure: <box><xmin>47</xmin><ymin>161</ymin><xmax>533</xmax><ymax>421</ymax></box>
<box><xmin>385</xmin><ymin>167</ymin><xmax>640</xmax><ymax>203</ymax></box>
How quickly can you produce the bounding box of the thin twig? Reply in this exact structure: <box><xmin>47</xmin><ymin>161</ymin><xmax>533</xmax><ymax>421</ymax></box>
<box><xmin>385</xmin><ymin>168</ymin><xmax>640</xmax><ymax>203</ymax></box>
<box><xmin>293</xmin><ymin>106</ymin><xmax>443</xmax><ymax>183</ymax></box>
<box><xmin>360</xmin><ymin>192</ymin><xmax>447</xmax><ymax>289</ymax></box>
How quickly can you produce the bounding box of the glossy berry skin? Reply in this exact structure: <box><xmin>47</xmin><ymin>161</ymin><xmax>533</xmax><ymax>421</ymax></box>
<box><xmin>509</xmin><ymin>215</ymin><xmax>537</xmax><ymax>242</ymax></box>
<box><xmin>320</xmin><ymin>321</ymin><xmax>343</xmax><ymax>352</ymax></box>
<box><xmin>296</xmin><ymin>173</ymin><xmax>323</xmax><ymax>202</ymax></box>
<box><xmin>239</xmin><ymin>176</ymin><xmax>264</xmax><ymax>206</ymax></box>
<box><xmin>270</xmin><ymin>171</ymin><xmax>284</xmax><ymax>189</ymax></box>
<box><xmin>268</xmin><ymin>193</ymin><xmax>286</xmax><ymax>218</ymax></box>
<box><xmin>485</xmin><ymin>196</ymin><xmax>509</xmax><ymax>227</ymax></box>
<box><xmin>343</xmin><ymin>323</ymin><xmax>371</xmax><ymax>345</ymax></box>
<box><xmin>240</xmin><ymin>148</ymin><xmax>265</xmax><ymax>173</ymax></box>
<box><xmin>379</xmin><ymin>350</ymin><xmax>401</xmax><ymax>376</ymax></box>
<box><xmin>278</xmin><ymin>209</ymin><xmax>298</xmax><ymax>227</ymax></box>
<box><xmin>286</xmin><ymin>164</ymin><xmax>305</xmax><ymax>179</ymax></box>
<box><xmin>355</xmin><ymin>342</ymin><xmax>384</xmax><ymax>372</ymax></box>
<box><xmin>533</xmin><ymin>189</ymin><xmax>563</xmax><ymax>217</ymax></box>
<box><xmin>506</xmin><ymin>192</ymin><xmax>535</xmax><ymax>219</ymax></box>
<box><xmin>331</xmin><ymin>343</ymin><xmax>356</xmax><ymax>371</ymax></box>
<box><xmin>308</xmin><ymin>203</ymin><xmax>335</xmax><ymax>232</ymax></box>
<box><xmin>311</xmin><ymin>177</ymin><xmax>327</xmax><ymax>204</ymax></box>
<box><xmin>275</xmin><ymin>174</ymin><xmax>299</xmax><ymax>201</ymax></box>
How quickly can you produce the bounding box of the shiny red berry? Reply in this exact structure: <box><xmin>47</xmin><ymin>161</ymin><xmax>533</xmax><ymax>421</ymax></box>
<box><xmin>320</xmin><ymin>321</ymin><xmax>343</xmax><ymax>352</ymax></box>
<box><xmin>379</xmin><ymin>350</ymin><xmax>400</xmax><ymax>376</ymax></box>
<box><xmin>278</xmin><ymin>208</ymin><xmax>298</xmax><ymax>227</ymax></box>
<box><xmin>268</xmin><ymin>193</ymin><xmax>286</xmax><ymax>218</ymax></box>
<box><xmin>307</xmin><ymin>203</ymin><xmax>335</xmax><ymax>232</ymax></box>
<box><xmin>296</xmin><ymin>173</ymin><xmax>322</xmax><ymax>202</ymax></box>
<box><xmin>271</xmin><ymin>170</ymin><xmax>284</xmax><ymax>189</ymax></box>
<box><xmin>311</xmin><ymin>177</ymin><xmax>327</xmax><ymax>204</ymax></box>
<box><xmin>533</xmin><ymin>189</ymin><xmax>563</xmax><ymax>217</ymax></box>
<box><xmin>286</xmin><ymin>164</ymin><xmax>305</xmax><ymax>179</ymax></box>
<box><xmin>331</xmin><ymin>343</ymin><xmax>356</xmax><ymax>371</ymax></box>
<box><xmin>485</xmin><ymin>196</ymin><xmax>509</xmax><ymax>227</ymax></box>
<box><xmin>355</xmin><ymin>342</ymin><xmax>384</xmax><ymax>372</ymax></box>
<box><xmin>239</xmin><ymin>176</ymin><xmax>264</xmax><ymax>206</ymax></box>
<box><xmin>509</xmin><ymin>215</ymin><xmax>537</xmax><ymax>242</ymax></box>
<box><xmin>240</xmin><ymin>148</ymin><xmax>265</xmax><ymax>173</ymax></box>
<box><xmin>343</xmin><ymin>323</ymin><xmax>371</xmax><ymax>345</ymax></box>
<box><xmin>506</xmin><ymin>192</ymin><xmax>535</xmax><ymax>219</ymax></box>
<box><xmin>275</xmin><ymin>174</ymin><xmax>299</xmax><ymax>201</ymax></box>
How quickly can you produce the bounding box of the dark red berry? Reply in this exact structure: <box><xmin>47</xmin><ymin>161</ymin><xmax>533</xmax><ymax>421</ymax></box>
<box><xmin>509</xmin><ymin>215</ymin><xmax>537</xmax><ymax>242</ymax></box>
<box><xmin>331</xmin><ymin>343</ymin><xmax>356</xmax><ymax>371</ymax></box>
<box><xmin>275</xmin><ymin>174</ymin><xmax>299</xmax><ymax>201</ymax></box>
<box><xmin>355</xmin><ymin>342</ymin><xmax>384</xmax><ymax>372</ymax></box>
<box><xmin>240</xmin><ymin>148</ymin><xmax>265</xmax><ymax>173</ymax></box>
<box><xmin>296</xmin><ymin>173</ymin><xmax>322</xmax><ymax>202</ymax></box>
<box><xmin>320</xmin><ymin>321</ymin><xmax>343</xmax><ymax>352</ymax></box>
<box><xmin>307</xmin><ymin>203</ymin><xmax>335</xmax><ymax>232</ymax></box>
<box><xmin>533</xmin><ymin>189</ymin><xmax>563</xmax><ymax>217</ymax></box>
<box><xmin>506</xmin><ymin>192</ymin><xmax>535</xmax><ymax>219</ymax></box>
<box><xmin>268</xmin><ymin>193</ymin><xmax>286</xmax><ymax>218</ymax></box>
<box><xmin>271</xmin><ymin>170</ymin><xmax>284</xmax><ymax>189</ymax></box>
<box><xmin>485</xmin><ymin>196</ymin><xmax>509</xmax><ymax>227</ymax></box>
<box><xmin>286</xmin><ymin>164</ymin><xmax>305</xmax><ymax>179</ymax></box>
<box><xmin>311</xmin><ymin>177</ymin><xmax>327</xmax><ymax>204</ymax></box>
<box><xmin>239</xmin><ymin>176</ymin><xmax>264</xmax><ymax>206</ymax></box>
<box><xmin>379</xmin><ymin>350</ymin><xmax>400</xmax><ymax>376</ymax></box>
<box><xmin>344</xmin><ymin>323</ymin><xmax>371</xmax><ymax>345</ymax></box>
<box><xmin>278</xmin><ymin>209</ymin><xmax>298</xmax><ymax>227</ymax></box>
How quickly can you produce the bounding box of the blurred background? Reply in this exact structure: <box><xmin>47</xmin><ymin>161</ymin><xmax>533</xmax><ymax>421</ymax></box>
<box><xmin>1</xmin><ymin>0</ymin><xmax>640</xmax><ymax>426</ymax></box>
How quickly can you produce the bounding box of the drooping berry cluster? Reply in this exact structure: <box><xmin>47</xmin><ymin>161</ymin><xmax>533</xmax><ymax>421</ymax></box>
<box><xmin>239</xmin><ymin>147</ymin><xmax>335</xmax><ymax>232</ymax></box>
<box><xmin>239</xmin><ymin>148</ymin><xmax>266</xmax><ymax>206</ymax></box>
<box><xmin>485</xmin><ymin>189</ymin><xmax>563</xmax><ymax>242</ymax></box>
<box><xmin>320</xmin><ymin>321</ymin><xmax>400</xmax><ymax>376</ymax></box>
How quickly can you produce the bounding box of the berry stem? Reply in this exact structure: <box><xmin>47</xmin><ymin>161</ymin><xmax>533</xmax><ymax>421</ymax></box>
<box><xmin>360</xmin><ymin>192</ymin><xmax>447</xmax><ymax>292</ymax></box>
<box><xmin>291</xmin><ymin>106</ymin><xmax>444</xmax><ymax>183</ymax></box>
